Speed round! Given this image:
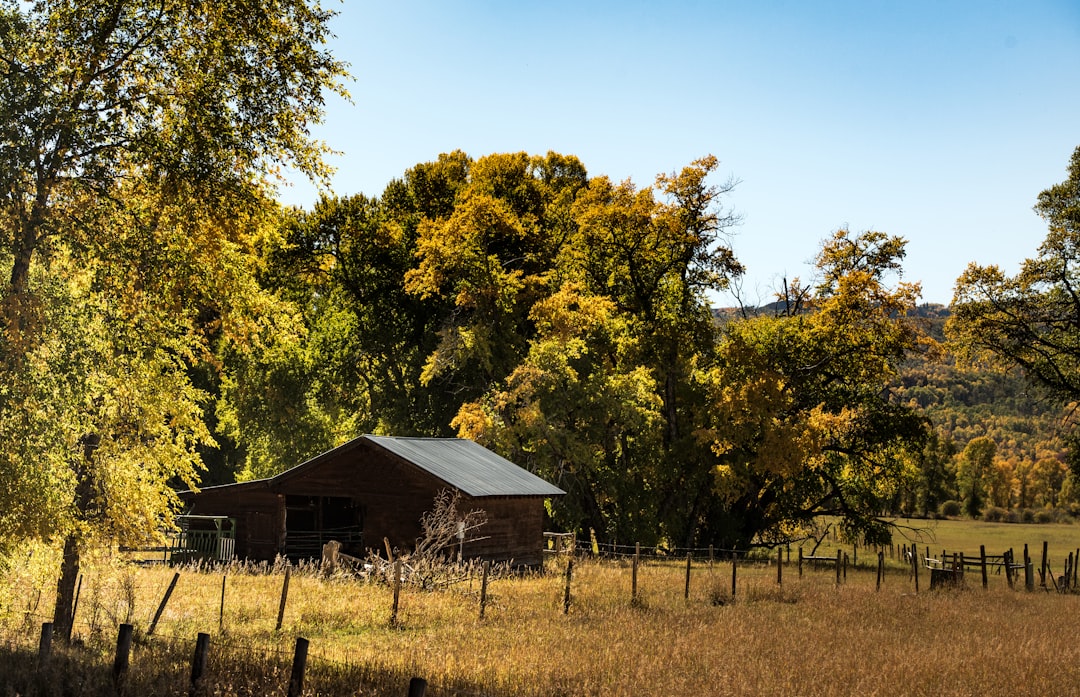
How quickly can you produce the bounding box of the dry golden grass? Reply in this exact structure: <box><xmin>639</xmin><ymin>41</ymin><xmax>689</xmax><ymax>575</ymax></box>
<box><xmin>5</xmin><ymin>551</ymin><xmax>1080</xmax><ymax>696</ymax></box>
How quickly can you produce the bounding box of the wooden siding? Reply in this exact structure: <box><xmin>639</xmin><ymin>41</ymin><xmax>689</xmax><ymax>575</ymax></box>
<box><xmin>459</xmin><ymin>495</ymin><xmax>547</xmax><ymax>567</ymax></box>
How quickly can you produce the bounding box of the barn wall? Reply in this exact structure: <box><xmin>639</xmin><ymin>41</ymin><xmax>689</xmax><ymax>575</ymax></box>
<box><xmin>277</xmin><ymin>440</ymin><xmax>453</xmax><ymax>555</ymax></box>
<box><xmin>460</xmin><ymin>496</ymin><xmax>547</xmax><ymax>567</ymax></box>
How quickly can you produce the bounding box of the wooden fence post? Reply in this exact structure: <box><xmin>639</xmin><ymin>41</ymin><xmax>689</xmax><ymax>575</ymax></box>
<box><xmin>113</xmin><ymin>623</ymin><xmax>134</xmax><ymax>687</ymax></box>
<box><xmin>189</xmin><ymin>632</ymin><xmax>210</xmax><ymax>697</ymax></box>
<box><xmin>219</xmin><ymin>575</ymin><xmax>227</xmax><ymax>632</ymax></box>
<box><xmin>798</xmin><ymin>547</ymin><xmax>803</xmax><ymax>578</ymax></box>
<box><xmin>980</xmin><ymin>546</ymin><xmax>988</xmax><ymax>590</ymax></box>
<box><xmin>1005</xmin><ymin>549</ymin><xmax>1014</xmax><ymax>590</ymax></box>
<box><xmin>1024</xmin><ymin>544</ymin><xmax>1034</xmax><ymax>592</ymax></box>
<box><xmin>912</xmin><ymin>549</ymin><xmax>920</xmax><ymax>593</ymax></box>
<box><xmin>1041</xmin><ymin>540</ymin><xmax>1048</xmax><ymax>589</ymax></box>
<box><xmin>276</xmin><ymin>567</ymin><xmax>291</xmax><ymax>631</ymax></box>
<box><xmin>408</xmin><ymin>677</ymin><xmax>428</xmax><ymax>697</ymax></box>
<box><xmin>776</xmin><ymin>548</ymin><xmax>782</xmax><ymax>586</ymax></box>
<box><xmin>731</xmin><ymin>552</ymin><xmax>737</xmax><ymax>601</ymax></box>
<box><xmin>876</xmin><ymin>551</ymin><xmax>884</xmax><ymax>591</ymax></box>
<box><xmin>479</xmin><ymin>561</ymin><xmax>490</xmax><ymax>620</ymax></box>
<box><xmin>685</xmin><ymin>553</ymin><xmax>693</xmax><ymax>598</ymax></box>
<box><xmin>286</xmin><ymin>637</ymin><xmax>308</xmax><ymax>697</ymax></box>
<box><xmin>631</xmin><ymin>543</ymin><xmax>640</xmax><ymax>603</ymax></box>
<box><xmin>37</xmin><ymin>622</ymin><xmax>53</xmax><ymax>669</ymax></box>
<box><xmin>563</xmin><ymin>558</ymin><xmax>573</xmax><ymax>615</ymax></box>
<box><xmin>391</xmin><ymin>559</ymin><xmax>403</xmax><ymax>626</ymax></box>
<box><xmin>146</xmin><ymin>571</ymin><xmax>181</xmax><ymax>637</ymax></box>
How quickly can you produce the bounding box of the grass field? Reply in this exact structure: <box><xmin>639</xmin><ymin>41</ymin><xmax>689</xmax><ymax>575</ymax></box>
<box><xmin>4</xmin><ymin>519</ymin><xmax>1080</xmax><ymax>696</ymax></box>
<box><xmin>794</xmin><ymin>516</ymin><xmax>1080</xmax><ymax>567</ymax></box>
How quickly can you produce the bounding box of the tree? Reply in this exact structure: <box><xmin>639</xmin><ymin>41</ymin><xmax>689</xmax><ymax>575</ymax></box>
<box><xmin>910</xmin><ymin>431</ymin><xmax>956</xmax><ymax>517</ymax></box>
<box><xmin>453</xmin><ymin>283</ymin><xmax>666</xmax><ymax>542</ymax></box>
<box><xmin>0</xmin><ymin>0</ymin><xmax>345</xmax><ymax>640</ymax></box>
<box><xmin>697</xmin><ymin>229</ymin><xmax>929</xmax><ymax>547</ymax></box>
<box><xmin>405</xmin><ymin>152</ymin><xmax>586</xmax><ymax>400</ymax></box>
<box><xmin>453</xmin><ymin>156</ymin><xmax>742</xmax><ymax>545</ymax></box>
<box><xmin>948</xmin><ymin>145</ymin><xmax>1080</xmax><ymax>464</ymax></box>
<box><xmin>1030</xmin><ymin>456</ymin><xmax>1067</xmax><ymax>508</ymax></box>
<box><xmin>562</xmin><ymin>156</ymin><xmax>743</xmax><ymax>545</ymax></box>
<box><xmin>956</xmin><ymin>436</ymin><xmax>995</xmax><ymax>517</ymax></box>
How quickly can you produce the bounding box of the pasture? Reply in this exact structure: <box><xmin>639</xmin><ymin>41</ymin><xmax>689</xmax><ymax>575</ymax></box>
<box><xmin>3</xmin><ymin>519</ymin><xmax>1080</xmax><ymax>696</ymax></box>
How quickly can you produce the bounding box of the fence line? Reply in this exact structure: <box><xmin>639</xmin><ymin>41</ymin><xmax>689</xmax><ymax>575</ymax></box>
<box><xmin>7</xmin><ymin>538</ymin><xmax>1080</xmax><ymax>694</ymax></box>
<box><xmin>13</xmin><ymin>619</ymin><xmax>501</xmax><ymax>697</ymax></box>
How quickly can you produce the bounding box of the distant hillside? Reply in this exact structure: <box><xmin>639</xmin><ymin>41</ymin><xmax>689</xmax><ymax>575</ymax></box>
<box><xmin>713</xmin><ymin>302</ymin><xmax>1066</xmax><ymax>464</ymax></box>
<box><xmin>895</xmin><ymin>304</ymin><xmax>1066</xmax><ymax>465</ymax></box>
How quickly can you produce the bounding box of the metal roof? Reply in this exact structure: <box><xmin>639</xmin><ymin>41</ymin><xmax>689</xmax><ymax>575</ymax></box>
<box><xmin>364</xmin><ymin>435</ymin><xmax>565</xmax><ymax>498</ymax></box>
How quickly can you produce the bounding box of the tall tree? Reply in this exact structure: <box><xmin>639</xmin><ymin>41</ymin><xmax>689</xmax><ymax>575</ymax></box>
<box><xmin>949</xmin><ymin>145</ymin><xmax>1080</xmax><ymax>465</ymax></box>
<box><xmin>698</xmin><ymin>229</ymin><xmax>930</xmax><ymax>547</ymax></box>
<box><xmin>956</xmin><ymin>436</ymin><xmax>995</xmax><ymax>517</ymax></box>
<box><xmin>456</xmin><ymin>156</ymin><xmax>742</xmax><ymax>545</ymax></box>
<box><xmin>405</xmin><ymin>152</ymin><xmax>587</xmax><ymax>402</ymax></box>
<box><xmin>453</xmin><ymin>283</ymin><xmax>666</xmax><ymax>542</ymax></box>
<box><xmin>0</xmin><ymin>0</ymin><xmax>345</xmax><ymax>640</ymax></box>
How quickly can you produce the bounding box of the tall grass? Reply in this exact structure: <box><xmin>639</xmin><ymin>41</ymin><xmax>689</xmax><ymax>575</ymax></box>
<box><xmin>4</xmin><ymin>547</ymin><xmax>1080</xmax><ymax>695</ymax></box>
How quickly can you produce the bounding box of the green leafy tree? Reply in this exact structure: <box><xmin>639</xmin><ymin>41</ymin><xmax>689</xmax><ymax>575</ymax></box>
<box><xmin>226</xmin><ymin>153</ymin><xmax>476</xmax><ymax>475</ymax></box>
<box><xmin>949</xmin><ymin>145</ymin><xmax>1080</xmax><ymax>464</ymax></box>
<box><xmin>955</xmin><ymin>436</ymin><xmax>995</xmax><ymax>517</ymax></box>
<box><xmin>454</xmin><ymin>283</ymin><xmax>666</xmax><ymax>542</ymax></box>
<box><xmin>0</xmin><ymin>0</ymin><xmax>345</xmax><ymax>640</ymax></box>
<box><xmin>697</xmin><ymin>229</ymin><xmax>929</xmax><ymax>547</ymax></box>
<box><xmin>1030</xmin><ymin>456</ymin><xmax>1067</xmax><ymax>508</ymax></box>
<box><xmin>907</xmin><ymin>431</ymin><xmax>956</xmax><ymax>517</ymax></box>
<box><xmin>454</xmin><ymin>156</ymin><xmax>742</xmax><ymax>546</ymax></box>
<box><xmin>562</xmin><ymin>156</ymin><xmax>743</xmax><ymax>545</ymax></box>
<box><xmin>405</xmin><ymin>152</ymin><xmax>587</xmax><ymax>398</ymax></box>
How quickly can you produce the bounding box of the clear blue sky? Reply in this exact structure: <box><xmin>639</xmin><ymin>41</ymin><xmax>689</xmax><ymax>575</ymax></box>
<box><xmin>280</xmin><ymin>1</ymin><xmax>1080</xmax><ymax>306</ymax></box>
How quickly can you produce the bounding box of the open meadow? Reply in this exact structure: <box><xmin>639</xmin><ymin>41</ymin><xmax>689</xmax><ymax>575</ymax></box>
<box><xmin>4</xmin><ymin>519</ymin><xmax>1080</xmax><ymax>696</ymax></box>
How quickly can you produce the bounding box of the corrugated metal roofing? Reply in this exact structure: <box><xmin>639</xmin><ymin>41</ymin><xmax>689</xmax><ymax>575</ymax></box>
<box><xmin>364</xmin><ymin>435</ymin><xmax>565</xmax><ymax>498</ymax></box>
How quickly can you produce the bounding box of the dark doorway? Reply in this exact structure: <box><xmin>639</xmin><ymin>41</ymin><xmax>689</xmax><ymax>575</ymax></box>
<box><xmin>284</xmin><ymin>495</ymin><xmax>364</xmax><ymax>560</ymax></box>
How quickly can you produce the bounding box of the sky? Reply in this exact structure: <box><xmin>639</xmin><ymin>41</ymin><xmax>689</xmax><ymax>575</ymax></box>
<box><xmin>280</xmin><ymin>1</ymin><xmax>1080</xmax><ymax>307</ymax></box>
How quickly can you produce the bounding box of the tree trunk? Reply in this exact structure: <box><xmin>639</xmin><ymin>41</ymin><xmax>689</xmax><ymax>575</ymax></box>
<box><xmin>53</xmin><ymin>434</ymin><xmax>99</xmax><ymax>642</ymax></box>
<box><xmin>8</xmin><ymin>194</ymin><xmax>47</xmax><ymax>298</ymax></box>
<box><xmin>52</xmin><ymin>534</ymin><xmax>82</xmax><ymax>642</ymax></box>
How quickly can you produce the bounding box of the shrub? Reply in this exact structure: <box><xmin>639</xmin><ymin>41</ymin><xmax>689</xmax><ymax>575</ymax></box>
<box><xmin>939</xmin><ymin>500</ymin><xmax>962</xmax><ymax>517</ymax></box>
<box><xmin>1034</xmin><ymin>508</ymin><xmax>1062</xmax><ymax>524</ymax></box>
<box><xmin>982</xmin><ymin>507</ymin><xmax>1008</xmax><ymax>523</ymax></box>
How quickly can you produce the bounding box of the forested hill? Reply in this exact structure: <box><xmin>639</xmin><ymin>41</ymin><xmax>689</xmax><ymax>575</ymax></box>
<box><xmin>896</xmin><ymin>303</ymin><xmax>1066</xmax><ymax>466</ymax></box>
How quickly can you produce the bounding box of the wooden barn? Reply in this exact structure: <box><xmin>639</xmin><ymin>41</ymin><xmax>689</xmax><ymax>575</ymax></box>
<box><xmin>177</xmin><ymin>435</ymin><xmax>564</xmax><ymax>567</ymax></box>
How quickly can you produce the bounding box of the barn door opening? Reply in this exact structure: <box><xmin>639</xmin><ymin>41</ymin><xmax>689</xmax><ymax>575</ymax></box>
<box><xmin>284</xmin><ymin>495</ymin><xmax>364</xmax><ymax>560</ymax></box>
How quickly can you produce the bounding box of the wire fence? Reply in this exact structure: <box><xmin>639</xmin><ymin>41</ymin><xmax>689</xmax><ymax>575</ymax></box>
<box><xmin>5</xmin><ymin>537</ymin><xmax>1078</xmax><ymax>695</ymax></box>
<box><xmin>6</xmin><ymin>613</ymin><xmax>495</xmax><ymax>697</ymax></box>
